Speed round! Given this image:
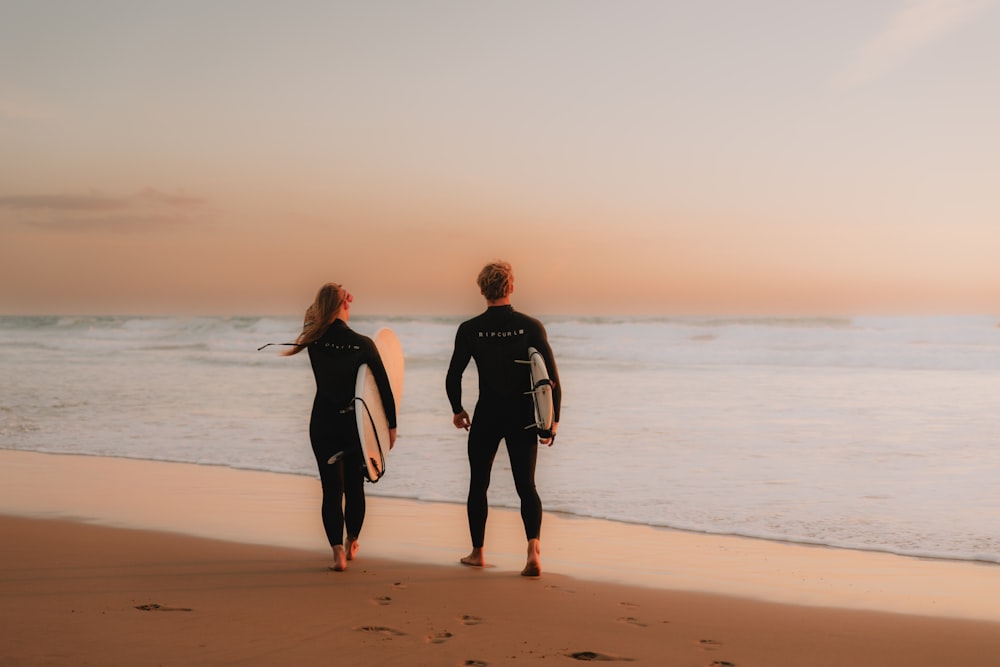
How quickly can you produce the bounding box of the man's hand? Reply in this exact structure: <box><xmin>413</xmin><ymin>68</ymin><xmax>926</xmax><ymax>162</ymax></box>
<box><xmin>540</xmin><ymin>422</ymin><xmax>558</xmax><ymax>446</ymax></box>
<box><xmin>453</xmin><ymin>410</ymin><xmax>471</xmax><ymax>431</ymax></box>
<box><xmin>389</xmin><ymin>427</ymin><xmax>397</xmax><ymax>450</ymax></box>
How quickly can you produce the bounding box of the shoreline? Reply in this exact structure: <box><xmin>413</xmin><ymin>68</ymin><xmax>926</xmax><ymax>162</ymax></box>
<box><xmin>15</xmin><ymin>448</ymin><xmax>999</xmax><ymax>569</ymax></box>
<box><xmin>10</xmin><ymin>449</ymin><xmax>998</xmax><ymax>571</ymax></box>
<box><xmin>2</xmin><ymin>449</ymin><xmax>999</xmax><ymax>623</ymax></box>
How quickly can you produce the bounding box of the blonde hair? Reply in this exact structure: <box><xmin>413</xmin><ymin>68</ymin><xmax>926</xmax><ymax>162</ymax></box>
<box><xmin>283</xmin><ymin>282</ymin><xmax>346</xmax><ymax>356</ymax></box>
<box><xmin>477</xmin><ymin>260</ymin><xmax>513</xmax><ymax>301</ymax></box>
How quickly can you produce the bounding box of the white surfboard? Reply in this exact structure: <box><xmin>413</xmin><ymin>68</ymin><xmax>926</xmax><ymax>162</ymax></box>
<box><xmin>524</xmin><ymin>346</ymin><xmax>554</xmax><ymax>437</ymax></box>
<box><xmin>353</xmin><ymin>328</ymin><xmax>404</xmax><ymax>482</ymax></box>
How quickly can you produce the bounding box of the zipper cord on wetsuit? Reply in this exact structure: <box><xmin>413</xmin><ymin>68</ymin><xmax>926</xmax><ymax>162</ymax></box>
<box><xmin>256</xmin><ymin>342</ymin><xmax>304</xmax><ymax>351</ymax></box>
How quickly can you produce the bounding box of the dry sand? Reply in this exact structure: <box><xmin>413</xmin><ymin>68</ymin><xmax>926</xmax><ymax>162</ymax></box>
<box><xmin>2</xmin><ymin>449</ymin><xmax>999</xmax><ymax>666</ymax></box>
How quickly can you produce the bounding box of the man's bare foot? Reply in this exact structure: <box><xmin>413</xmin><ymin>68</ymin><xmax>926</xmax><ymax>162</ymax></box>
<box><xmin>330</xmin><ymin>545</ymin><xmax>347</xmax><ymax>572</ymax></box>
<box><xmin>346</xmin><ymin>537</ymin><xmax>359</xmax><ymax>561</ymax></box>
<box><xmin>521</xmin><ymin>539</ymin><xmax>541</xmax><ymax>577</ymax></box>
<box><xmin>460</xmin><ymin>548</ymin><xmax>485</xmax><ymax>567</ymax></box>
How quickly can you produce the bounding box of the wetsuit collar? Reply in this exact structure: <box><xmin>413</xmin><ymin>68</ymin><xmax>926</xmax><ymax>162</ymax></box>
<box><xmin>324</xmin><ymin>318</ymin><xmax>350</xmax><ymax>334</ymax></box>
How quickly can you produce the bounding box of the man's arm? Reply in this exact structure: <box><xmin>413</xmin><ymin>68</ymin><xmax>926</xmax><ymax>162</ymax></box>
<box><xmin>446</xmin><ymin>326</ymin><xmax>472</xmax><ymax>424</ymax></box>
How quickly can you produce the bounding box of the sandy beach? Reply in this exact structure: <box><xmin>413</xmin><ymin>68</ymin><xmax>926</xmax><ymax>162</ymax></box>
<box><xmin>2</xmin><ymin>450</ymin><xmax>1000</xmax><ymax>666</ymax></box>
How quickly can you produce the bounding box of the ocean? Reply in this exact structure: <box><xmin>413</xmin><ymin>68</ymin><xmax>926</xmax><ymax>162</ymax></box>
<box><xmin>2</xmin><ymin>314</ymin><xmax>999</xmax><ymax>564</ymax></box>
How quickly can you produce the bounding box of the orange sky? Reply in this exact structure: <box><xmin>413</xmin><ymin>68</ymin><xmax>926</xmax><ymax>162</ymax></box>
<box><xmin>2</xmin><ymin>2</ymin><xmax>999</xmax><ymax>316</ymax></box>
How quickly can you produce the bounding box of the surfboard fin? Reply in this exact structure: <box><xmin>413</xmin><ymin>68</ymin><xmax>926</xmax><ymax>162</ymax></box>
<box><xmin>327</xmin><ymin>450</ymin><xmax>345</xmax><ymax>465</ymax></box>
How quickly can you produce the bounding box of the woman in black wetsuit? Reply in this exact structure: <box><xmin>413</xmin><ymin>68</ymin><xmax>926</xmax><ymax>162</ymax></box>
<box><xmin>446</xmin><ymin>261</ymin><xmax>561</xmax><ymax>577</ymax></box>
<box><xmin>285</xmin><ymin>282</ymin><xmax>397</xmax><ymax>571</ymax></box>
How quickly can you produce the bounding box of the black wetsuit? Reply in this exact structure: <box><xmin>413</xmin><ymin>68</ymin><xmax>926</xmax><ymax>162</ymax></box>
<box><xmin>445</xmin><ymin>305</ymin><xmax>561</xmax><ymax>547</ymax></box>
<box><xmin>307</xmin><ymin>320</ymin><xmax>396</xmax><ymax>547</ymax></box>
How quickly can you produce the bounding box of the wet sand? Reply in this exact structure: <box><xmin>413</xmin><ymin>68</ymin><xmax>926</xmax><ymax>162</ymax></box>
<box><xmin>2</xmin><ymin>450</ymin><xmax>999</xmax><ymax>665</ymax></box>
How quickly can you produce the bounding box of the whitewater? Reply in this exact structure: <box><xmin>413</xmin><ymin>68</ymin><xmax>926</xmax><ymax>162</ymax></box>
<box><xmin>1</xmin><ymin>314</ymin><xmax>998</xmax><ymax>564</ymax></box>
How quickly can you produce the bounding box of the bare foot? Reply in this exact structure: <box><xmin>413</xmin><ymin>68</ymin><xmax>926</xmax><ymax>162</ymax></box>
<box><xmin>346</xmin><ymin>537</ymin><xmax>359</xmax><ymax>561</ymax></box>
<box><xmin>460</xmin><ymin>548</ymin><xmax>485</xmax><ymax>567</ymax></box>
<box><xmin>521</xmin><ymin>539</ymin><xmax>541</xmax><ymax>577</ymax></box>
<box><xmin>330</xmin><ymin>545</ymin><xmax>347</xmax><ymax>571</ymax></box>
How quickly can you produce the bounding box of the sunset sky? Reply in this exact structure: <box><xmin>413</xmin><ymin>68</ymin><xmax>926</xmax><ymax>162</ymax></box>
<box><xmin>2</xmin><ymin>1</ymin><xmax>998</xmax><ymax>316</ymax></box>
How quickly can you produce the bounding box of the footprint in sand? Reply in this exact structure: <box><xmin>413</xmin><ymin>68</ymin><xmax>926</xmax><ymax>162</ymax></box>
<box><xmin>616</xmin><ymin>616</ymin><xmax>648</xmax><ymax>628</ymax></box>
<box><xmin>567</xmin><ymin>651</ymin><xmax>635</xmax><ymax>662</ymax></box>
<box><xmin>134</xmin><ymin>603</ymin><xmax>193</xmax><ymax>612</ymax></box>
<box><xmin>426</xmin><ymin>631</ymin><xmax>454</xmax><ymax>644</ymax></box>
<box><xmin>354</xmin><ymin>625</ymin><xmax>406</xmax><ymax>637</ymax></box>
<box><xmin>462</xmin><ymin>661</ymin><xmax>488</xmax><ymax>667</ymax></box>
<box><xmin>698</xmin><ymin>639</ymin><xmax>723</xmax><ymax>651</ymax></box>
<box><xmin>393</xmin><ymin>581</ymin><xmax>407</xmax><ymax>589</ymax></box>
<box><xmin>373</xmin><ymin>596</ymin><xmax>392</xmax><ymax>606</ymax></box>
<box><xmin>709</xmin><ymin>662</ymin><xmax>736</xmax><ymax>667</ymax></box>
<box><xmin>460</xmin><ymin>614</ymin><xmax>483</xmax><ymax>626</ymax></box>
<box><xmin>544</xmin><ymin>584</ymin><xmax>576</xmax><ymax>594</ymax></box>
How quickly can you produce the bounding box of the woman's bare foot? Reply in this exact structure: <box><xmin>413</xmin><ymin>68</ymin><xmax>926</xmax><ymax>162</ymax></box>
<box><xmin>460</xmin><ymin>547</ymin><xmax>485</xmax><ymax>567</ymax></box>
<box><xmin>330</xmin><ymin>545</ymin><xmax>347</xmax><ymax>572</ymax></box>
<box><xmin>521</xmin><ymin>539</ymin><xmax>541</xmax><ymax>577</ymax></box>
<box><xmin>346</xmin><ymin>537</ymin><xmax>359</xmax><ymax>561</ymax></box>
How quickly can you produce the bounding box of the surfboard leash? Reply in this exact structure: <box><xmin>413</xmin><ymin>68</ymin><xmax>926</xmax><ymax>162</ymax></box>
<box><xmin>524</xmin><ymin>377</ymin><xmax>555</xmax><ymax>438</ymax></box>
<box><xmin>351</xmin><ymin>395</ymin><xmax>386</xmax><ymax>483</ymax></box>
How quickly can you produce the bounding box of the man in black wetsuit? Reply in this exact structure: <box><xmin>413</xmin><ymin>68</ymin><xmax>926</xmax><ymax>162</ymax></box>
<box><xmin>446</xmin><ymin>261</ymin><xmax>561</xmax><ymax>577</ymax></box>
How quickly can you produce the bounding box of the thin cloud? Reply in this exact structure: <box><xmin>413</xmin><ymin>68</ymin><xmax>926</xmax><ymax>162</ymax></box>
<box><xmin>0</xmin><ymin>189</ymin><xmax>208</xmax><ymax>232</ymax></box>
<box><xmin>0</xmin><ymin>190</ymin><xmax>207</xmax><ymax>212</ymax></box>
<box><xmin>0</xmin><ymin>194</ymin><xmax>131</xmax><ymax>212</ymax></box>
<box><xmin>830</xmin><ymin>0</ymin><xmax>992</xmax><ymax>91</ymax></box>
<box><xmin>24</xmin><ymin>214</ymin><xmax>198</xmax><ymax>233</ymax></box>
